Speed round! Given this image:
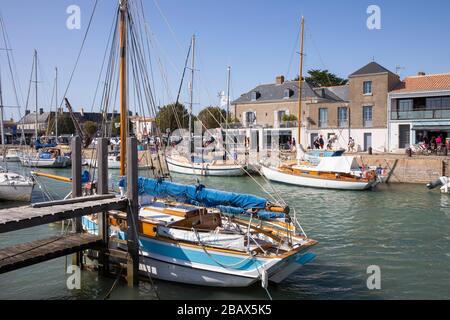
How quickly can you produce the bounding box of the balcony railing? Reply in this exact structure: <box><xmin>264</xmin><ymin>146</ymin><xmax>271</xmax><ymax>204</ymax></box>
<box><xmin>278</xmin><ymin>121</ymin><xmax>298</xmax><ymax>128</ymax></box>
<box><xmin>363</xmin><ymin>120</ymin><xmax>373</xmax><ymax>128</ymax></box>
<box><xmin>391</xmin><ymin>108</ymin><xmax>450</xmax><ymax>120</ymax></box>
<box><xmin>338</xmin><ymin>120</ymin><xmax>348</xmax><ymax>128</ymax></box>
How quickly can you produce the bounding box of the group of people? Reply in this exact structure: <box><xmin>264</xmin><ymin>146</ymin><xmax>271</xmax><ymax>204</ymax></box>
<box><xmin>419</xmin><ymin>134</ymin><xmax>448</xmax><ymax>151</ymax></box>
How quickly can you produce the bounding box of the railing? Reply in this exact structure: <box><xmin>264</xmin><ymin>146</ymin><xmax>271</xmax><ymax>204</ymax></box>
<box><xmin>391</xmin><ymin>108</ymin><xmax>450</xmax><ymax>120</ymax></box>
<box><xmin>338</xmin><ymin>120</ymin><xmax>348</xmax><ymax>128</ymax></box>
<box><xmin>278</xmin><ymin>121</ymin><xmax>298</xmax><ymax>128</ymax></box>
<box><xmin>363</xmin><ymin>120</ymin><xmax>373</xmax><ymax>128</ymax></box>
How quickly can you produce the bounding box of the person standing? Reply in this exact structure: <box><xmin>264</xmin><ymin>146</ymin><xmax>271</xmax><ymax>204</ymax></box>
<box><xmin>319</xmin><ymin>135</ymin><xmax>325</xmax><ymax>149</ymax></box>
<box><xmin>348</xmin><ymin>137</ymin><xmax>355</xmax><ymax>152</ymax></box>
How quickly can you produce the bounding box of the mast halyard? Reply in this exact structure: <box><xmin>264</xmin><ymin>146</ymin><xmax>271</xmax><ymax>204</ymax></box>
<box><xmin>55</xmin><ymin>67</ymin><xmax>58</xmax><ymax>141</ymax></box>
<box><xmin>119</xmin><ymin>0</ymin><xmax>128</xmax><ymax>176</ymax></box>
<box><xmin>34</xmin><ymin>49</ymin><xmax>38</xmax><ymax>141</ymax></box>
<box><xmin>226</xmin><ymin>66</ymin><xmax>231</xmax><ymax>126</ymax></box>
<box><xmin>0</xmin><ymin>68</ymin><xmax>5</xmax><ymax>158</ymax></box>
<box><xmin>188</xmin><ymin>34</ymin><xmax>196</xmax><ymax>157</ymax></box>
<box><xmin>297</xmin><ymin>17</ymin><xmax>304</xmax><ymax>145</ymax></box>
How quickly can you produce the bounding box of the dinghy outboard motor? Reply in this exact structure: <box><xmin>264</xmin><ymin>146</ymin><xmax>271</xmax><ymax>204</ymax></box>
<box><xmin>427</xmin><ymin>177</ymin><xmax>450</xmax><ymax>193</ymax></box>
<box><xmin>427</xmin><ymin>177</ymin><xmax>445</xmax><ymax>190</ymax></box>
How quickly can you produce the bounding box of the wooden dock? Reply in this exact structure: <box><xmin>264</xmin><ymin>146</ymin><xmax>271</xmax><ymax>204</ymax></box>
<box><xmin>0</xmin><ymin>233</ymin><xmax>102</xmax><ymax>274</ymax></box>
<box><xmin>0</xmin><ymin>137</ymin><xmax>141</xmax><ymax>287</ymax></box>
<box><xmin>0</xmin><ymin>195</ymin><xmax>127</xmax><ymax>234</ymax></box>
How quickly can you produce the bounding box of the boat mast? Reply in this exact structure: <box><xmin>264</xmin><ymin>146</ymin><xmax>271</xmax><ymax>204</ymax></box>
<box><xmin>55</xmin><ymin>67</ymin><xmax>58</xmax><ymax>141</ymax></box>
<box><xmin>226</xmin><ymin>66</ymin><xmax>231</xmax><ymax>125</ymax></box>
<box><xmin>34</xmin><ymin>49</ymin><xmax>38</xmax><ymax>141</ymax></box>
<box><xmin>297</xmin><ymin>17</ymin><xmax>304</xmax><ymax>145</ymax></box>
<box><xmin>0</xmin><ymin>68</ymin><xmax>5</xmax><ymax>157</ymax></box>
<box><xmin>119</xmin><ymin>0</ymin><xmax>128</xmax><ymax>176</ymax></box>
<box><xmin>188</xmin><ymin>35</ymin><xmax>195</xmax><ymax>156</ymax></box>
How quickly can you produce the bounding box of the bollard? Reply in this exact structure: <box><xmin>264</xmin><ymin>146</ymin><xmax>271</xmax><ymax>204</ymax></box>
<box><xmin>368</xmin><ymin>147</ymin><xmax>373</xmax><ymax>155</ymax></box>
<box><xmin>406</xmin><ymin>148</ymin><xmax>412</xmax><ymax>157</ymax></box>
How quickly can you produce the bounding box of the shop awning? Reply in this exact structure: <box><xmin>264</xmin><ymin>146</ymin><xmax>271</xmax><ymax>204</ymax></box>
<box><xmin>411</xmin><ymin>121</ymin><xmax>450</xmax><ymax>130</ymax></box>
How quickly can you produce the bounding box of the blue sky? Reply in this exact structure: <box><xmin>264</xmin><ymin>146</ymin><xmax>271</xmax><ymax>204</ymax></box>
<box><xmin>1</xmin><ymin>0</ymin><xmax>450</xmax><ymax>120</ymax></box>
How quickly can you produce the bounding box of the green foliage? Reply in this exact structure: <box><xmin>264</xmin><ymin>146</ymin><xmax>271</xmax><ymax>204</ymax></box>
<box><xmin>197</xmin><ymin>106</ymin><xmax>227</xmax><ymax>129</ymax></box>
<box><xmin>282</xmin><ymin>114</ymin><xmax>297</xmax><ymax>122</ymax></box>
<box><xmin>294</xmin><ymin>69</ymin><xmax>348</xmax><ymax>87</ymax></box>
<box><xmin>48</xmin><ymin>113</ymin><xmax>75</xmax><ymax>135</ymax></box>
<box><xmin>83</xmin><ymin>121</ymin><xmax>98</xmax><ymax>137</ymax></box>
<box><xmin>156</xmin><ymin>103</ymin><xmax>189</xmax><ymax>133</ymax></box>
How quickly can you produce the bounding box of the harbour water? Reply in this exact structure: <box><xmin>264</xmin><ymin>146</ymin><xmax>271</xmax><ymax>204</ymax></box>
<box><xmin>0</xmin><ymin>163</ymin><xmax>449</xmax><ymax>300</ymax></box>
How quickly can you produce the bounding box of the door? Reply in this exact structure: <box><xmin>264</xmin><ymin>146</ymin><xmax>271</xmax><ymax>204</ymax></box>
<box><xmin>310</xmin><ymin>133</ymin><xmax>318</xmax><ymax>149</ymax></box>
<box><xmin>399</xmin><ymin>124</ymin><xmax>411</xmax><ymax>149</ymax></box>
<box><xmin>364</xmin><ymin>133</ymin><xmax>372</xmax><ymax>151</ymax></box>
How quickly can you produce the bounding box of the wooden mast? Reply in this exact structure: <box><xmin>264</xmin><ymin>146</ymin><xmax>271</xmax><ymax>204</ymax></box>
<box><xmin>34</xmin><ymin>50</ymin><xmax>38</xmax><ymax>141</ymax></box>
<box><xmin>297</xmin><ymin>17</ymin><xmax>304</xmax><ymax>145</ymax></box>
<box><xmin>119</xmin><ymin>0</ymin><xmax>128</xmax><ymax>176</ymax></box>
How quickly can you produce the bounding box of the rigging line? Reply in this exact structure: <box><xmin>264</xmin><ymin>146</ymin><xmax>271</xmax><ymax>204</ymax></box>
<box><xmin>152</xmin><ymin>0</ymin><xmax>184</xmax><ymax>52</ymax></box>
<box><xmin>58</xmin><ymin>0</ymin><xmax>99</xmax><ymax>111</ymax></box>
<box><xmin>90</xmin><ymin>5</ymin><xmax>119</xmax><ymax>113</ymax></box>
<box><xmin>286</xmin><ymin>20</ymin><xmax>301</xmax><ymax>80</ymax></box>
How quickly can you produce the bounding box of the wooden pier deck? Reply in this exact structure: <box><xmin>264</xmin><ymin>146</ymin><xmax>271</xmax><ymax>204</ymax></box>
<box><xmin>0</xmin><ymin>233</ymin><xmax>102</xmax><ymax>274</ymax></box>
<box><xmin>0</xmin><ymin>194</ymin><xmax>128</xmax><ymax>234</ymax></box>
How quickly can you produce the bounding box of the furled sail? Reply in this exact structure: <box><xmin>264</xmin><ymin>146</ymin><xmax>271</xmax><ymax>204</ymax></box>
<box><xmin>120</xmin><ymin>177</ymin><xmax>268</xmax><ymax>210</ymax></box>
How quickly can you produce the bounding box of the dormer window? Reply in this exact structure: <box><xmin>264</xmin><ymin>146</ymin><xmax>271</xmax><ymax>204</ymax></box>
<box><xmin>251</xmin><ymin>91</ymin><xmax>260</xmax><ymax>101</ymax></box>
<box><xmin>283</xmin><ymin>88</ymin><xmax>293</xmax><ymax>99</ymax></box>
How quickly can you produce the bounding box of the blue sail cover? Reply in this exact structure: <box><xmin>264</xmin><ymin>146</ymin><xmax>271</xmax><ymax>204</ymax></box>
<box><xmin>120</xmin><ymin>177</ymin><xmax>267</xmax><ymax>211</ymax></box>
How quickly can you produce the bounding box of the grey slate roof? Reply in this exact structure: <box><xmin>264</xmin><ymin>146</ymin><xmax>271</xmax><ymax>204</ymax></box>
<box><xmin>319</xmin><ymin>85</ymin><xmax>349</xmax><ymax>102</ymax></box>
<box><xmin>349</xmin><ymin>62</ymin><xmax>396</xmax><ymax>77</ymax></box>
<box><xmin>19</xmin><ymin>112</ymin><xmax>52</xmax><ymax>125</ymax></box>
<box><xmin>232</xmin><ymin>80</ymin><xmax>343</xmax><ymax>105</ymax></box>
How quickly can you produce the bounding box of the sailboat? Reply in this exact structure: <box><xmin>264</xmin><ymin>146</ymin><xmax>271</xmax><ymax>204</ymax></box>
<box><xmin>0</xmin><ymin>38</ymin><xmax>34</xmax><ymax>201</ymax></box>
<box><xmin>260</xmin><ymin>17</ymin><xmax>379</xmax><ymax>191</ymax></box>
<box><xmin>20</xmin><ymin>51</ymin><xmax>71</xmax><ymax>168</ymax></box>
<box><xmin>165</xmin><ymin>36</ymin><xmax>246</xmax><ymax>177</ymax></box>
<box><xmin>79</xmin><ymin>0</ymin><xmax>317</xmax><ymax>287</ymax></box>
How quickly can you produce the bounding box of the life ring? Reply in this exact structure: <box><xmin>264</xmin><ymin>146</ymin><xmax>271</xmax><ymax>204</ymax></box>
<box><xmin>365</xmin><ymin>171</ymin><xmax>375</xmax><ymax>180</ymax></box>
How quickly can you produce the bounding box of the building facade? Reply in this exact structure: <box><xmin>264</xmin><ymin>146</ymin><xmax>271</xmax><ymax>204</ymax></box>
<box><xmin>388</xmin><ymin>73</ymin><xmax>450</xmax><ymax>151</ymax></box>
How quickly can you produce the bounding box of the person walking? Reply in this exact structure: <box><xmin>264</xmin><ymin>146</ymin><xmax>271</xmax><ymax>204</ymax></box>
<box><xmin>348</xmin><ymin>137</ymin><xmax>355</xmax><ymax>152</ymax></box>
<box><xmin>319</xmin><ymin>135</ymin><xmax>325</xmax><ymax>149</ymax></box>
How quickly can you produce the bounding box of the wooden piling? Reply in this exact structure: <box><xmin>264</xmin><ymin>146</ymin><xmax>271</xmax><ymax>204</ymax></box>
<box><xmin>126</xmin><ymin>137</ymin><xmax>139</xmax><ymax>287</ymax></box>
<box><xmin>97</xmin><ymin>138</ymin><xmax>109</xmax><ymax>274</ymax></box>
<box><xmin>71</xmin><ymin>136</ymin><xmax>83</xmax><ymax>266</ymax></box>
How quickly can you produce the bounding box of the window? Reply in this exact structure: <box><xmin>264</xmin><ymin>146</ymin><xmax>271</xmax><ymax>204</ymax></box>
<box><xmin>277</xmin><ymin>110</ymin><xmax>286</xmax><ymax>122</ymax></box>
<box><xmin>319</xmin><ymin>108</ymin><xmax>328</xmax><ymax>128</ymax></box>
<box><xmin>338</xmin><ymin>107</ymin><xmax>348</xmax><ymax>127</ymax></box>
<box><xmin>363</xmin><ymin>106</ymin><xmax>373</xmax><ymax>127</ymax></box>
<box><xmin>245</xmin><ymin>111</ymin><xmax>256</xmax><ymax>125</ymax></box>
<box><xmin>363</xmin><ymin>81</ymin><xmax>372</xmax><ymax>95</ymax></box>
<box><xmin>398</xmin><ymin>99</ymin><xmax>413</xmax><ymax>112</ymax></box>
<box><xmin>283</xmin><ymin>89</ymin><xmax>293</xmax><ymax>99</ymax></box>
<box><xmin>251</xmin><ymin>91</ymin><xmax>260</xmax><ymax>101</ymax></box>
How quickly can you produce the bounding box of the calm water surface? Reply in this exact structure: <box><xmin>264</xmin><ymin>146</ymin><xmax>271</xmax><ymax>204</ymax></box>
<box><xmin>0</xmin><ymin>163</ymin><xmax>449</xmax><ymax>300</ymax></box>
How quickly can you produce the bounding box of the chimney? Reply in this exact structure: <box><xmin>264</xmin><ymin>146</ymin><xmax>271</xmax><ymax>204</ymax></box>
<box><xmin>39</xmin><ymin>108</ymin><xmax>44</xmax><ymax>115</ymax></box>
<box><xmin>417</xmin><ymin>72</ymin><xmax>426</xmax><ymax>76</ymax></box>
<box><xmin>80</xmin><ymin>108</ymin><xmax>84</xmax><ymax>117</ymax></box>
<box><xmin>25</xmin><ymin>110</ymin><xmax>30</xmax><ymax>115</ymax></box>
<box><xmin>276</xmin><ymin>75</ymin><xmax>285</xmax><ymax>85</ymax></box>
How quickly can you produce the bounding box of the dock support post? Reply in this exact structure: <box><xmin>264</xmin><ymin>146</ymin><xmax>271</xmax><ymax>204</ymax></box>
<box><xmin>97</xmin><ymin>138</ymin><xmax>109</xmax><ymax>274</ymax></box>
<box><xmin>71</xmin><ymin>136</ymin><xmax>83</xmax><ymax>267</ymax></box>
<box><xmin>126</xmin><ymin>137</ymin><xmax>139</xmax><ymax>287</ymax></box>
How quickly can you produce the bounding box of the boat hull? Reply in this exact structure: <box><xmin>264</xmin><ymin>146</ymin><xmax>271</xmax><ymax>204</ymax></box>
<box><xmin>20</xmin><ymin>156</ymin><xmax>71</xmax><ymax>168</ymax></box>
<box><xmin>166</xmin><ymin>157</ymin><xmax>245</xmax><ymax>176</ymax></box>
<box><xmin>261</xmin><ymin>165</ymin><xmax>376</xmax><ymax>190</ymax></box>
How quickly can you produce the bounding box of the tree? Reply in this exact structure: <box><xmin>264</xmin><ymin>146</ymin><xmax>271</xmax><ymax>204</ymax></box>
<box><xmin>197</xmin><ymin>106</ymin><xmax>227</xmax><ymax>129</ymax></box>
<box><xmin>295</xmin><ymin>69</ymin><xmax>348</xmax><ymax>87</ymax></box>
<box><xmin>84</xmin><ymin>121</ymin><xmax>98</xmax><ymax>137</ymax></box>
<box><xmin>156</xmin><ymin>103</ymin><xmax>189</xmax><ymax>133</ymax></box>
<box><xmin>48</xmin><ymin>113</ymin><xmax>75</xmax><ymax>135</ymax></box>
